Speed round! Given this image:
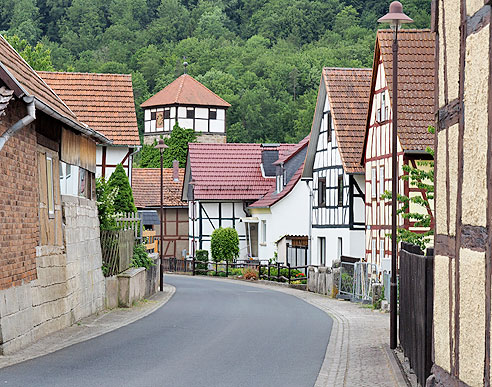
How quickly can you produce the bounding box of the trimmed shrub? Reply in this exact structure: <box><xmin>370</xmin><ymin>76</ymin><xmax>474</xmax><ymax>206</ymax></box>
<box><xmin>210</xmin><ymin>227</ymin><xmax>239</xmax><ymax>263</ymax></box>
<box><xmin>195</xmin><ymin>249</ymin><xmax>208</xmax><ymax>275</ymax></box>
<box><xmin>107</xmin><ymin>164</ymin><xmax>137</xmax><ymax>213</ymax></box>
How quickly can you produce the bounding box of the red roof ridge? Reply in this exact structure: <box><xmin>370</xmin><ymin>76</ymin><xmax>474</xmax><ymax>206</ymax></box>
<box><xmin>182</xmin><ymin>74</ymin><xmax>231</xmax><ymax>107</ymax></box>
<box><xmin>38</xmin><ymin>71</ymin><xmax>132</xmax><ymax>77</ymax></box>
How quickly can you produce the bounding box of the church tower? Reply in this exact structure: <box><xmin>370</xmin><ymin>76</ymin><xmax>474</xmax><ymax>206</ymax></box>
<box><xmin>141</xmin><ymin>74</ymin><xmax>231</xmax><ymax>145</ymax></box>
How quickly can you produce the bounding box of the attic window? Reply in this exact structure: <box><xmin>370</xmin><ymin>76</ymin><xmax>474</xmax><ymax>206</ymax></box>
<box><xmin>327</xmin><ymin>111</ymin><xmax>332</xmax><ymax>142</ymax></box>
<box><xmin>318</xmin><ymin>177</ymin><xmax>326</xmax><ymax>207</ymax></box>
<box><xmin>209</xmin><ymin>109</ymin><xmax>217</xmax><ymax>120</ymax></box>
<box><xmin>186</xmin><ymin>108</ymin><xmax>194</xmax><ymax>119</ymax></box>
<box><xmin>337</xmin><ymin>175</ymin><xmax>343</xmax><ymax>206</ymax></box>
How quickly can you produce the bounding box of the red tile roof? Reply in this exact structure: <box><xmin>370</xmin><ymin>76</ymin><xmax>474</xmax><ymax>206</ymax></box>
<box><xmin>362</xmin><ymin>30</ymin><xmax>435</xmax><ymax>161</ymax></box>
<box><xmin>141</xmin><ymin>74</ymin><xmax>231</xmax><ymax>108</ymax></box>
<box><xmin>188</xmin><ymin>143</ymin><xmax>296</xmax><ymax>201</ymax></box>
<box><xmin>250</xmin><ymin>138</ymin><xmax>309</xmax><ymax>208</ymax></box>
<box><xmin>323</xmin><ymin>68</ymin><xmax>372</xmax><ymax>174</ymax></box>
<box><xmin>132</xmin><ymin>168</ymin><xmax>186</xmax><ymax>208</ymax></box>
<box><xmin>274</xmin><ymin>135</ymin><xmax>310</xmax><ymax>165</ymax></box>
<box><xmin>38</xmin><ymin>71</ymin><xmax>140</xmax><ymax>146</ymax></box>
<box><xmin>0</xmin><ymin>35</ymin><xmax>77</xmax><ymax>121</ymax></box>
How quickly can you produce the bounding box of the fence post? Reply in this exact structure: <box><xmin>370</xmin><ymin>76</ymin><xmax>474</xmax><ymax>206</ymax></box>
<box><xmin>277</xmin><ymin>261</ymin><xmax>280</xmax><ymax>282</ymax></box>
<box><xmin>192</xmin><ymin>257</ymin><xmax>195</xmax><ymax>276</ymax></box>
<box><xmin>286</xmin><ymin>242</ymin><xmax>290</xmax><ymax>266</ymax></box>
<box><xmin>288</xmin><ymin>262</ymin><xmax>291</xmax><ymax>284</ymax></box>
<box><xmin>226</xmin><ymin>260</ymin><xmax>229</xmax><ymax>277</ymax></box>
<box><xmin>267</xmin><ymin>262</ymin><xmax>270</xmax><ymax>281</ymax></box>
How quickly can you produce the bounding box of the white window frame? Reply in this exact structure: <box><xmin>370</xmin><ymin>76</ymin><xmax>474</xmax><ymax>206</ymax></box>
<box><xmin>261</xmin><ymin>220</ymin><xmax>267</xmax><ymax>244</ymax></box>
<box><xmin>380</xmin><ymin>239</ymin><xmax>385</xmax><ymax>260</ymax></box>
<box><xmin>379</xmin><ymin>166</ymin><xmax>385</xmax><ymax>197</ymax></box>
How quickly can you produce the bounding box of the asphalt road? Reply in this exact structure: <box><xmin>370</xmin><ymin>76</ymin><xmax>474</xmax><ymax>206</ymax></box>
<box><xmin>1</xmin><ymin>275</ymin><xmax>332</xmax><ymax>387</ymax></box>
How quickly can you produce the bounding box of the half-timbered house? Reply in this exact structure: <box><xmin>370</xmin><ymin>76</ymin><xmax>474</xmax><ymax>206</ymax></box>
<box><xmin>361</xmin><ymin>30</ymin><xmax>435</xmax><ymax>272</ymax></box>
<box><xmin>0</xmin><ymin>35</ymin><xmax>111</xmax><ymax>354</ymax></box>
<box><xmin>141</xmin><ymin>74</ymin><xmax>231</xmax><ymax>145</ymax></box>
<box><xmin>431</xmin><ymin>1</ymin><xmax>491</xmax><ymax>384</ymax></box>
<box><xmin>38</xmin><ymin>71</ymin><xmax>140</xmax><ymax>181</ymax></box>
<box><xmin>132</xmin><ymin>165</ymin><xmax>188</xmax><ymax>258</ymax></box>
<box><xmin>182</xmin><ymin>143</ymin><xmax>295</xmax><ymax>259</ymax></box>
<box><xmin>302</xmin><ymin>68</ymin><xmax>371</xmax><ymax>267</ymax></box>
<box><xmin>248</xmin><ymin>136</ymin><xmax>310</xmax><ymax>261</ymax></box>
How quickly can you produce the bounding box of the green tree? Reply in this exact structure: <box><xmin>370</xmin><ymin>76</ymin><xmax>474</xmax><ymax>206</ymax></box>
<box><xmin>6</xmin><ymin>35</ymin><xmax>55</xmax><ymax>71</ymax></box>
<box><xmin>136</xmin><ymin>123</ymin><xmax>197</xmax><ymax>168</ymax></box>
<box><xmin>107</xmin><ymin>164</ymin><xmax>137</xmax><ymax>213</ymax></box>
<box><xmin>95</xmin><ymin>177</ymin><xmax>118</xmax><ymax>230</ymax></box>
<box><xmin>210</xmin><ymin>227</ymin><xmax>239</xmax><ymax>262</ymax></box>
<box><xmin>381</xmin><ymin>126</ymin><xmax>435</xmax><ymax>250</ymax></box>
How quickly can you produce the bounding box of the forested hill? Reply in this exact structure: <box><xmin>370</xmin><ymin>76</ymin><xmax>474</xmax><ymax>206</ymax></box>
<box><xmin>0</xmin><ymin>0</ymin><xmax>430</xmax><ymax>143</ymax></box>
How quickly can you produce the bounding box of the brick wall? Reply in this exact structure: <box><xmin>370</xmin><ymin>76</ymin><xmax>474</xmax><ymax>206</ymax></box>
<box><xmin>0</xmin><ymin>100</ymin><xmax>38</xmax><ymax>290</ymax></box>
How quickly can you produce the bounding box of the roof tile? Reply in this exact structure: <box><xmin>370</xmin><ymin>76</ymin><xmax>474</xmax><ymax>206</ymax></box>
<box><xmin>38</xmin><ymin>71</ymin><xmax>140</xmax><ymax>146</ymax></box>
<box><xmin>132</xmin><ymin>168</ymin><xmax>186</xmax><ymax>208</ymax></box>
<box><xmin>141</xmin><ymin>74</ymin><xmax>231</xmax><ymax>108</ymax></box>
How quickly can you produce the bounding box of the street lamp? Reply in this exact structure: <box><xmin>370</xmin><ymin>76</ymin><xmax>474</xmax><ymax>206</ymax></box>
<box><xmin>155</xmin><ymin>139</ymin><xmax>168</xmax><ymax>291</ymax></box>
<box><xmin>378</xmin><ymin>1</ymin><xmax>413</xmax><ymax>350</ymax></box>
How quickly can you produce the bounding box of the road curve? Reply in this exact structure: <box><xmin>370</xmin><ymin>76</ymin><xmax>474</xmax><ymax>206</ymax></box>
<box><xmin>1</xmin><ymin>275</ymin><xmax>332</xmax><ymax>387</ymax></box>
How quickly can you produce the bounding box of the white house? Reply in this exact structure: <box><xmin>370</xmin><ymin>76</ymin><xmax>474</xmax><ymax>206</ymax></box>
<box><xmin>141</xmin><ymin>74</ymin><xmax>231</xmax><ymax>145</ymax></box>
<box><xmin>361</xmin><ymin>30</ymin><xmax>434</xmax><ymax>272</ymax></box>
<box><xmin>39</xmin><ymin>71</ymin><xmax>141</xmax><ymax>181</ymax></box>
<box><xmin>182</xmin><ymin>142</ymin><xmax>296</xmax><ymax>259</ymax></box>
<box><xmin>248</xmin><ymin>136</ymin><xmax>310</xmax><ymax>262</ymax></box>
<box><xmin>302</xmin><ymin>67</ymin><xmax>371</xmax><ymax>267</ymax></box>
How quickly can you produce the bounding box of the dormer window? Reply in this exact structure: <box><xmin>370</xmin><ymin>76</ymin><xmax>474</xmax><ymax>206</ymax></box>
<box><xmin>276</xmin><ymin>165</ymin><xmax>286</xmax><ymax>192</ymax></box>
<box><xmin>209</xmin><ymin>109</ymin><xmax>217</xmax><ymax>120</ymax></box>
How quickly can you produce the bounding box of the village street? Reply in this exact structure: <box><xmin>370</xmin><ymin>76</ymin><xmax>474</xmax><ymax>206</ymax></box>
<box><xmin>1</xmin><ymin>276</ymin><xmax>330</xmax><ymax>387</ymax></box>
<box><xmin>0</xmin><ymin>275</ymin><xmax>407</xmax><ymax>387</ymax></box>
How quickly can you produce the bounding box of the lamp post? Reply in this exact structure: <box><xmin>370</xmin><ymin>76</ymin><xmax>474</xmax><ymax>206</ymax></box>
<box><xmin>155</xmin><ymin>139</ymin><xmax>168</xmax><ymax>291</ymax></box>
<box><xmin>378</xmin><ymin>1</ymin><xmax>413</xmax><ymax>350</ymax></box>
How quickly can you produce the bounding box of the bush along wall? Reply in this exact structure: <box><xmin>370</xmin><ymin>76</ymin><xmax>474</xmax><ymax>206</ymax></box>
<box><xmin>195</xmin><ymin>250</ymin><xmax>209</xmax><ymax>275</ymax></box>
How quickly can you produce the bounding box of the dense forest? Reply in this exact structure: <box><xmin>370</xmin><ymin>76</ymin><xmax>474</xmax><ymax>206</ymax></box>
<box><xmin>0</xmin><ymin>0</ymin><xmax>430</xmax><ymax>143</ymax></box>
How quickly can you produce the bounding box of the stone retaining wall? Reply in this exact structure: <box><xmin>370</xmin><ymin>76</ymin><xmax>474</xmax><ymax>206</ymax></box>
<box><xmin>0</xmin><ymin>196</ymin><xmax>105</xmax><ymax>354</ymax></box>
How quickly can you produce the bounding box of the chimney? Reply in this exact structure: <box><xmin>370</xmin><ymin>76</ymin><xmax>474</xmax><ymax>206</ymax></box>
<box><xmin>173</xmin><ymin>160</ymin><xmax>179</xmax><ymax>182</ymax></box>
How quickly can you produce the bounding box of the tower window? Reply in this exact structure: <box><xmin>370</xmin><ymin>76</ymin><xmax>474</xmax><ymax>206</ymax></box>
<box><xmin>209</xmin><ymin>109</ymin><xmax>217</xmax><ymax>120</ymax></box>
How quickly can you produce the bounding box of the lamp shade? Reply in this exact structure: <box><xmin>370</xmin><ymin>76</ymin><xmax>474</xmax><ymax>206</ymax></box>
<box><xmin>378</xmin><ymin>1</ymin><xmax>413</xmax><ymax>24</ymax></box>
<box><xmin>155</xmin><ymin>139</ymin><xmax>168</xmax><ymax>150</ymax></box>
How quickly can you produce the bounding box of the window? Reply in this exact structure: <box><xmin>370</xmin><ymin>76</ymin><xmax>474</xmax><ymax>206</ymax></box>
<box><xmin>151</xmin><ymin>111</ymin><xmax>156</xmax><ymax>120</ymax></box>
<box><xmin>318</xmin><ymin>237</ymin><xmax>326</xmax><ymax>266</ymax></box>
<box><xmin>337</xmin><ymin>175</ymin><xmax>343</xmax><ymax>206</ymax></box>
<box><xmin>261</xmin><ymin>220</ymin><xmax>267</xmax><ymax>244</ymax></box>
<box><xmin>46</xmin><ymin>156</ymin><xmax>55</xmax><ymax>218</ymax></box>
<box><xmin>376</xmin><ymin>108</ymin><xmax>381</xmax><ymax>123</ymax></box>
<box><xmin>379</xmin><ymin>166</ymin><xmax>385</xmax><ymax>197</ymax></box>
<box><xmin>327</xmin><ymin>111</ymin><xmax>332</xmax><ymax>142</ymax></box>
<box><xmin>371</xmin><ymin>168</ymin><xmax>377</xmax><ymax>198</ymax></box>
<box><xmin>79</xmin><ymin>168</ymin><xmax>87</xmax><ymax>198</ymax></box>
<box><xmin>318</xmin><ymin>177</ymin><xmax>326</xmax><ymax>207</ymax></box>
<box><xmin>381</xmin><ymin>94</ymin><xmax>386</xmax><ymax>121</ymax></box>
<box><xmin>186</xmin><ymin>108</ymin><xmax>194</xmax><ymax>119</ymax></box>
<box><xmin>337</xmin><ymin>237</ymin><xmax>343</xmax><ymax>260</ymax></box>
<box><xmin>282</xmin><ymin>167</ymin><xmax>287</xmax><ymax>185</ymax></box>
<box><xmin>380</xmin><ymin>239</ymin><xmax>385</xmax><ymax>260</ymax></box>
<box><xmin>372</xmin><ymin>239</ymin><xmax>377</xmax><ymax>261</ymax></box>
<box><xmin>164</xmin><ymin>108</ymin><xmax>170</xmax><ymax>119</ymax></box>
<box><xmin>209</xmin><ymin>109</ymin><xmax>217</xmax><ymax>120</ymax></box>
<box><xmin>276</xmin><ymin>174</ymin><xmax>284</xmax><ymax>193</ymax></box>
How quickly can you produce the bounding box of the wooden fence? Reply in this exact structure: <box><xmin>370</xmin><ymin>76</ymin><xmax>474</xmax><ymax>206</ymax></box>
<box><xmin>100</xmin><ymin>229</ymin><xmax>134</xmax><ymax>276</ymax></box>
<box><xmin>399</xmin><ymin>242</ymin><xmax>434</xmax><ymax>386</ymax></box>
<box><xmin>115</xmin><ymin>212</ymin><xmax>142</xmax><ymax>239</ymax></box>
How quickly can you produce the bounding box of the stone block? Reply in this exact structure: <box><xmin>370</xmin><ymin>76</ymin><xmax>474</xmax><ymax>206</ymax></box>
<box><xmin>117</xmin><ymin>267</ymin><xmax>146</xmax><ymax>308</ymax></box>
<box><xmin>332</xmin><ymin>267</ymin><xmax>341</xmax><ymax>297</ymax></box>
<box><xmin>307</xmin><ymin>266</ymin><xmax>317</xmax><ymax>292</ymax></box>
<box><xmin>372</xmin><ymin>283</ymin><xmax>382</xmax><ymax>308</ymax></box>
<box><xmin>317</xmin><ymin>267</ymin><xmax>327</xmax><ymax>295</ymax></box>
<box><xmin>326</xmin><ymin>268</ymin><xmax>333</xmax><ymax>297</ymax></box>
<box><xmin>105</xmin><ymin>276</ymin><xmax>119</xmax><ymax>309</ymax></box>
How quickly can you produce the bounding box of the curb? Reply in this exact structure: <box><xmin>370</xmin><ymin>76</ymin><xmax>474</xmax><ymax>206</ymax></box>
<box><xmin>0</xmin><ymin>284</ymin><xmax>176</xmax><ymax>369</ymax></box>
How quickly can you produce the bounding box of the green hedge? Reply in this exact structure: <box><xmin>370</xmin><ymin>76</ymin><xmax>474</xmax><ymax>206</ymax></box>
<box><xmin>195</xmin><ymin>250</ymin><xmax>208</xmax><ymax>275</ymax></box>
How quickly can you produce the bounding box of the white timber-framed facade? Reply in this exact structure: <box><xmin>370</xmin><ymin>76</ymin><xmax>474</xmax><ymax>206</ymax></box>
<box><xmin>303</xmin><ymin>68</ymin><xmax>371</xmax><ymax>267</ymax></box>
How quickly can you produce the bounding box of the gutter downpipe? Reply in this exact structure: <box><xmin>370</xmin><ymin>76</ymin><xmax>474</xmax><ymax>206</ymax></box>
<box><xmin>0</xmin><ymin>95</ymin><xmax>35</xmax><ymax>152</ymax></box>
